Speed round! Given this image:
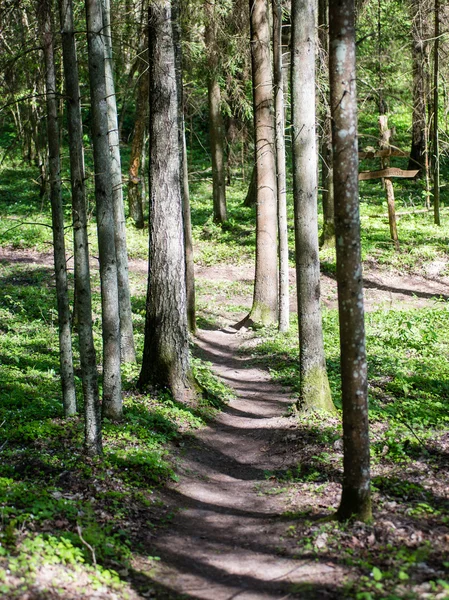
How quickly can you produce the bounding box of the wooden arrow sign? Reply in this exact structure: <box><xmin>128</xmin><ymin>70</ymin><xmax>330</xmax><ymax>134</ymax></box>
<box><xmin>359</xmin><ymin>167</ymin><xmax>419</xmax><ymax>181</ymax></box>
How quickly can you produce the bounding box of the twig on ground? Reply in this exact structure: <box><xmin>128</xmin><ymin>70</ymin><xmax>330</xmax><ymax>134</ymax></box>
<box><xmin>77</xmin><ymin>523</ymin><xmax>97</xmax><ymax>568</ymax></box>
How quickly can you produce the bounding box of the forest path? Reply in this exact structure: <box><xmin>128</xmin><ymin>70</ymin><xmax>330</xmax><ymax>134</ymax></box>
<box><xmin>148</xmin><ymin>327</ymin><xmax>344</xmax><ymax>599</ymax></box>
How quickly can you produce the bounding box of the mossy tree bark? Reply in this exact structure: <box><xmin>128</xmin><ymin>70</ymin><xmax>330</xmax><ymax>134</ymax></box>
<box><xmin>329</xmin><ymin>0</ymin><xmax>372</xmax><ymax>522</ymax></box>
<box><xmin>41</xmin><ymin>0</ymin><xmax>77</xmax><ymax>419</ymax></box>
<box><xmin>101</xmin><ymin>0</ymin><xmax>136</xmax><ymax>364</ymax></box>
<box><xmin>246</xmin><ymin>0</ymin><xmax>278</xmax><ymax>327</ymax></box>
<box><xmin>291</xmin><ymin>0</ymin><xmax>334</xmax><ymax>413</ymax></box>
<box><xmin>85</xmin><ymin>0</ymin><xmax>123</xmax><ymax>420</ymax></box>
<box><xmin>59</xmin><ymin>0</ymin><xmax>102</xmax><ymax>455</ymax></box>
<box><xmin>205</xmin><ymin>0</ymin><xmax>227</xmax><ymax>224</ymax></box>
<box><xmin>138</xmin><ymin>0</ymin><xmax>192</xmax><ymax>402</ymax></box>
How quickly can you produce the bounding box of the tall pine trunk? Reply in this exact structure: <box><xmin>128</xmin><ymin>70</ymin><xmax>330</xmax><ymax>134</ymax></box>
<box><xmin>59</xmin><ymin>0</ymin><xmax>102</xmax><ymax>454</ymax></box>
<box><xmin>329</xmin><ymin>0</ymin><xmax>371</xmax><ymax>522</ymax></box>
<box><xmin>245</xmin><ymin>0</ymin><xmax>278</xmax><ymax>326</ymax></box>
<box><xmin>205</xmin><ymin>0</ymin><xmax>227</xmax><ymax>224</ymax></box>
<box><xmin>85</xmin><ymin>0</ymin><xmax>123</xmax><ymax>420</ymax></box>
<box><xmin>101</xmin><ymin>0</ymin><xmax>136</xmax><ymax>363</ymax></box>
<box><xmin>138</xmin><ymin>0</ymin><xmax>192</xmax><ymax>402</ymax></box>
<box><xmin>127</xmin><ymin>49</ymin><xmax>148</xmax><ymax>230</ymax></box>
<box><xmin>273</xmin><ymin>0</ymin><xmax>289</xmax><ymax>333</ymax></box>
<box><xmin>41</xmin><ymin>0</ymin><xmax>77</xmax><ymax>418</ymax></box>
<box><xmin>408</xmin><ymin>0</ymin><xmax>429</xmax><ymax>175</ymax></box>
<box><xmin>291</xmin><ymin>0</ymin><xmax>334</xmax><ymax>413</ymax></box>
<box><xmin>318</xmin><ymin>0</ymin><xmax>335</xmax><ymax>248</ymax></box>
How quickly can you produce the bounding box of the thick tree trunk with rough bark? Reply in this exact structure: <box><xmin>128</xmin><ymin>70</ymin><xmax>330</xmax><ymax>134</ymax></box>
<box><xmin>60</xmin><ymin>0</ymin><xmax>102</xmax><ymax>455</ymax></box>
<box><xmin>318</xmin><ymin>0</ymin><xmax>335</xmax><ymax>248</ymax></box>
<box><xmin>85</xmin><ymin>0</ymin><xmax>123</xmax><ymax>420</ymax></box>
<box><xmin>291</xmin><ymin>0</ymin><xmax>334</xmax><ymax>413</ymax></box>
<box><xmin>101</xmin><ymin>0</ymin><xmax>136</xmax><ymax>363</ymax></box>
<box><xmin>41</xmin><ymin>0</ymin><xmax>77</xmax><ymax>418</ymax></box>
<box><xmin>128</xmin><ymin>51</ymin><xmax>148</xmax><ymax>230</ymax></box>
<box><xmin>138</xmin><ymin>0</ymin><xmax>192</xmax><ymax>402</ymax></box>
<box><xmin>205</xmin><ymin>0</ymin><xmax>227</xmax><ymax>224</ymax></box>
<box><xmin>329</xmin><ymin>0</ymin><xmax>371</xmax><ymax>522</ymax></box>
<box><xmin>273</xmin><ymin>0</ymin><xmax>289</xmax><ymax>333</ymax></box>
<box><xmin>246</xmin><ymin>0</ymin><xmax>278</xmax><ymax>326</ymax></box>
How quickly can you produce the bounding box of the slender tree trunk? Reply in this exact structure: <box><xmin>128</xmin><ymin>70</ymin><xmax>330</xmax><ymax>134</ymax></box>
<box><xmin>433</xmin><ymin>0</ymin><xmax>440</xmax><ymax>225</ymax></box>
<box><xmin>41</xmin><ymin>0</ymin><xmax>77</xmax><ymax>418</ymax></box>
<box><xmin>245</xmin><ymin>0</ymin><xmax>278</xmax><ymax>326</ymax></box>
<box><xmin>243</xmin><ymin>165</ymin><xmax>257</xmax><ymax>207</ymax></box>
<box><xmin>128</xmin><ymin>53</ymin><xmax>148</xmax><ymax>230</ymax></box>
<box><xmin>85</xmin><ymin>0</ymin><xmax>123</xmax><ymax>420</ymax></box>
<box><xmin>329</xmin><ymin>0</ymin><xmax>371</xmax><ymax>522</ymax></box>
<box><xmin>182</xmin><ymin>123</ymin><xmax>196</xmax><ymax>334</ymax></box>
<box><xmin>101</xmin><ymin>0</ymin><xmax>136</xmax><ymax>363</ymax></box>
<box><xmin>273</xmin><ymin>0</ymin><xmax>289</xmax><ymax>333</ymax></box>
<box><xmin>205</xmin><ymin>0</ymin><xmax>227</xmax><ymax>224</ymax></box>
<box><xmin>138</xmin><ymin>0</ymin><xmax>192</xmax><ymax>402</ymax></box>
<box><xmin>318</xmin><ymin>0</ymin><xmax>335</xmax><ymax>248</ymax></box>
<box><xmin>59</xmin><ymin>0</ymin><xmax>102</xmax><ymax>455</ymax></box>
<box><xmin>408</xmin><ymin>0</ymin><xmax>429</xmax><ymax>174</ymax></box>
<box><xmin>291</xmin><ymin>0</ymin><xmax>334</xmax><ymax>413</ymax></box>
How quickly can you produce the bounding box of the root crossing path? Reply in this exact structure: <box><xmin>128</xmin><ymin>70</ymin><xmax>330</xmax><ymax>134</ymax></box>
<box><xmin>149</xmin><ymin>328</ymin><xmax>344</xmax><ymax>599</ymax></box>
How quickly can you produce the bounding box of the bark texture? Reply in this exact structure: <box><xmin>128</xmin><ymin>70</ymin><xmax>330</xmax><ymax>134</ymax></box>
<box><xmin>273</xmin><ymin>0</ymin><xmax>289</xmax><ymax>333</ymax></box>
<box><xmin>247</xmin><ymin>0</ymin><xmax>278</xmax><ymax>326</ymax></box>
<box><xmin>138</xmin><ymin>0</ymin><xmax>191</xmax><ymax>402</ymax></box>
<box><xmin>291</xmin><ymin>0</ymin><xmax>334</xmax><ymax>413</ymax></box>
<box><xmin>41</xmin><ymin>0</ymin><xmax>77</xmax><ymax>418</ymax></box>
<box><xmin>101</xmin><ymin>0</ymin><xmax>136</xmax><ymax>363</ymax></box>
<box><xmin>85</xmin><ymin>0</ymin><xmax>123</xmax><ymax>420</ymax></box>
<box><xmin>329</xmin><ymin>0</ymin><xmax>371</xmax><ymax>522</ymax></box>
<box><xmin>60</xmin><ymin>0</ymin><xmax>102</xmax><ymax>454</ymax></box>
<box><xmin>205</xmin><ymin>0</ymin><xmax>227</xmax><ymax>224</ymax></box>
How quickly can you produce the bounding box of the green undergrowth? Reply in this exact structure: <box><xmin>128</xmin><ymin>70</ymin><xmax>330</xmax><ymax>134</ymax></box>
<box><xmin>0</xmin><ymin>255</ymin><xmax>231</xmax><ymax>597</ymax></box>
<box><xmin>244</xmin><ymin>303</ymin><xmax>449</xmax><ymax>458</ymax></box>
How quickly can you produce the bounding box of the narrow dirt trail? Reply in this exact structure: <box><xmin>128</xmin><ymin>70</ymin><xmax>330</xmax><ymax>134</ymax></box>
<box><xmin>149</xmin><ymin>328</ymin><xmax>345</xmax><ymax>599</ymax></box>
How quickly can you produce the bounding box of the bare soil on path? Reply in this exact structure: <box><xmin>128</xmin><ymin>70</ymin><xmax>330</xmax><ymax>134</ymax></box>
<box><xmin>148</xmin><ymin>327</ymin><xmax>345</xmax><ymax>599</ymax></box>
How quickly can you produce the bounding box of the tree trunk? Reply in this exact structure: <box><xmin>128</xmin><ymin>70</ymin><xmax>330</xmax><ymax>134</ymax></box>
<box><xmin>318</xmin><ymin>0</ymin><xmax>335</xmax><ymax>248</ymax></box>
<box><xmin>245</xmin><ymin>0</ymin><xmax>278</xmax><ymax>326</ymax></box>
<box><xmin>59</xmin><ymin>0</ymin><xmax>102</xmax><ymax>455</ymax></box>
<box><xmin>291</xmin><ymin>0</ymin><xmax>334</xmax><ymax>413</ymax></box>
<box><xmin>432</xmin><ymin>0</ymin><xmax>440</xmax><ymax>226</ymax></box>
<box><xmin>329</xmin><ymin>0</ymin><xmax>372</xmax><ymax>522</ymax></box>
<box><xmin>101</xmin><ymin>0</ymin><xmax>136</xmax><ymax>363</ymax></box>
<box><xmin>40</xmin><ymin>0</ymin><xmax>77</xmax><ymax>418</ymax></box>
<box><xmin>182</xmin><ymin>122</ymin><xmax>197</xmax><ymax>335</ymax></box>
<box><xmin>408</xmin><ymin>0</ymin><xmax>429</xmax><ymax>174</ymax></box>
<box><xmin>205</xmin><ymin>0</ymin><xmax>227</xmax><ymax>224</ymax></box>
<box><xmin>273</xmin><ymin>0</ymin><xmax>289</xmax><ymax>333</ymax></box>
<box><xmin>243</xmin><ymin>165</ymin><xmax>257</xmax><ymax>207</ymax></box>
<box><xmin>127</xmin><ymin>51</ymin><xmax>148</xmax><ymax>230</ymax></box>
<box><xmin>85</xmin><ymin>0</ymin><xmax>123</xmax><ymax>420</ymax></box>
<box><xmin>138</xmin><ymin>0</ymin><xmax>192</xmax><ymax>403</ymax></box>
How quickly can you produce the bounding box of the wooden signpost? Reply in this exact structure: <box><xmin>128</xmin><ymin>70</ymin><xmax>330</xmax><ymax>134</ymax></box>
<box><xmin>358</xmin><ymin>116</ymin><xmax>419</xmax><ymax>251</ymax></box>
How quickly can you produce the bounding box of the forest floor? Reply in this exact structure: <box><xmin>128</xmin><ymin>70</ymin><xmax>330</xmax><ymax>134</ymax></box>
<box><xmin>1</xmin><ymin>247</ymin><xmax>448</xmax><ymax>599</ymax></box>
